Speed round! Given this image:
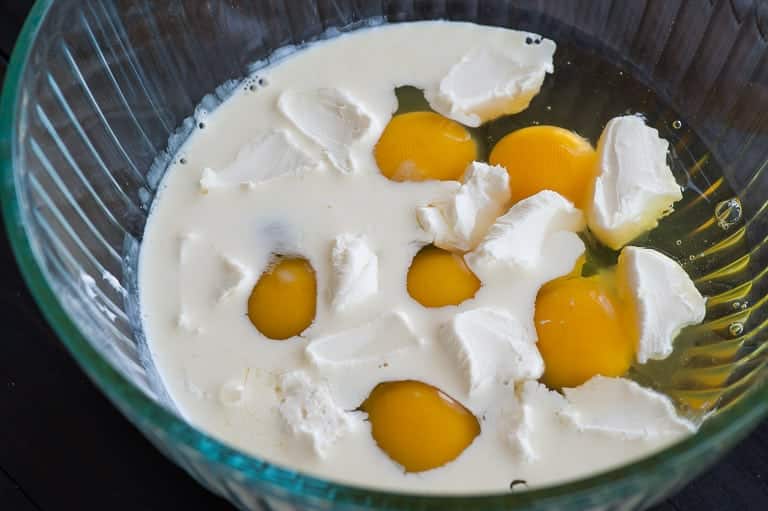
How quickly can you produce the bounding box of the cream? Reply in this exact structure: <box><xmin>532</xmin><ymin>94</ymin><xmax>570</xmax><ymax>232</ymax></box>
<box><xmin>140</xmin><ymin>21</ymin><xmax>696</xmax><ymax>494</ymax></box>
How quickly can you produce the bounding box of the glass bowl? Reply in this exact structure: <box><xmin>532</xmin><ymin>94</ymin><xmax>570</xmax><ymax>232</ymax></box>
<box><xmin>2</xmin><ymin>1</ymin><xmax>768</xmax><ymax>510</ymax></box>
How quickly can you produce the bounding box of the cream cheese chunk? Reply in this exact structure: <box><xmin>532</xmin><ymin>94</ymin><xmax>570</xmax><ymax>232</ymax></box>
<box><xmin>587</xmin><ymin>115</ymin><xmax>682</xmax><ymax>249</ymax></box>
<box><xmin>306</xmin><ymin>312</ymin><xmax>421</xmax><ymax>368</ymax></box>
<box><xmin>425</xmin><ymin>36</ymin><xmax>555</xmax><ymax>127</ymax></box>
<box><xmin>417</xmin><ymin>161</ymin><xmax>510</xmax><ymax>251</ymax></box>
<box><xmin>500</xmin><ymin>395</ymin><xmax>538</xmax><ymax>462</ymax></box>
<box><xmin>330</xmin><ymin>234</ymin><xmax>379</xmax><ymax>311</ymax></box>
<box><xmin>199</xmin><ymin>131</ymin><xmax>316</xmax><ymax>192</ymax></box>
<box><xmin>501</xmin><ymin>381</ymin><xmax>568</xmax><ymax>463</ymax></box>
<box><xmin>215</xmin><ymin>255</ymin><xmax>252</xmax><ymax>302</ymax></box>
<box><xmin>507</xmin><ymin>378</ymin><xmax>694</xmax><ymax>464</ymax></box>
<box><xmin>561</xmin><ymin>376</ymin><xmax>696</xmax><ymax>438</ymax></box>
<box><xmin>277</xmin><ymin>370</ymin><xmax>363</xmax><ymax>457</ymax></box>
<box><xmin>618</xmin><ymin>246</ymin><xmax>706</xmax><ymax>364</ymax></box>
<box><xmin>440</xmin><ymin>308</ymin><xmax>542</xmax><ymax>395</ymax></box>
<box><xmin>465</xmin><ymin>190</ymin><xmax>585</xmax><ymax>278</ymax></box>
<box><xmin>278</xmin><ymin>88</ymin><xmax>372</xmax><ymax>173</ymax></box>
<box><xmin>175</xmin><ymin>233</ymin><xmax>210</xmax><ymax>333</ymax></box>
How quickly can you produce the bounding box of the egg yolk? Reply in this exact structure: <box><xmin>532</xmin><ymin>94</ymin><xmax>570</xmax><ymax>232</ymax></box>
<box><xmin>534</xmin><ymin>275</ymin><xmax>635</xmax><ymax>389</ymax></box>
<box><xmin>407</xmin><ymin>245</ymin><xmax>480</xmax><ymax>307</ymax></box>
<box><xmin>375</xmin><ymin>111</ymin><xmax>477</xmax><ymax>181</ymax></box>
<box><xmin>247</xmin><ymin>257</ymin><xmax>316</xmax><ymax>340</ymax></box>
<box><xmin>361</xmin><ymin>380</ymin><xmax>480</xmax><ymax>472</ymax></box>
<box><xmin>489</xmin><ymin>125</ymin><xmax>597</xmax><ymax>207</ymax></box>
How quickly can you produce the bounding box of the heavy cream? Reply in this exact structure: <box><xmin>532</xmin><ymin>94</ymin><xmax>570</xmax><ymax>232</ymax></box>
<box><xmin>140</xmin><ymin>21</ymin><xmax>697</xmax><ymax>494</ymax></box>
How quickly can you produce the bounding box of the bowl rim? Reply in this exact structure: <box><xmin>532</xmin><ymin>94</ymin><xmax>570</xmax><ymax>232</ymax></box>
<box><xmin>3</xmin><ymin>0</ymin><xmax>768</xmax><ymax>508</ymax></box>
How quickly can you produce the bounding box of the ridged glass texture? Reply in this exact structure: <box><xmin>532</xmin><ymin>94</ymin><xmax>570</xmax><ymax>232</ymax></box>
<box><xmin>2</xmin><ymin>1</ymin><xmax>768</xmax><ymax>510</ymax></box>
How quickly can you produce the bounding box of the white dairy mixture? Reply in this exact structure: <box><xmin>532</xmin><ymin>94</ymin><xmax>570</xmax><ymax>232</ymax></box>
<box><xmin>140</xmin><ymin>22</ymin><xmax>702</xmax><ymax>493</ymax></box>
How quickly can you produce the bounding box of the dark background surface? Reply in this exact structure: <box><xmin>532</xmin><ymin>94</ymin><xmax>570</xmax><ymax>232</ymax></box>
<box><xmin>1</xmin><ymin>2</ymin><xmax>767</xmax><ymax>510</ymax></box>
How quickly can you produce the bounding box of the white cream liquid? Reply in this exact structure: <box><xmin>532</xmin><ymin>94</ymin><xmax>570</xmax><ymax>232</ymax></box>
<box><xmin>140</xmin><ymin>21</ymin><xmax>690</xmax><ymax>494</ymax></box>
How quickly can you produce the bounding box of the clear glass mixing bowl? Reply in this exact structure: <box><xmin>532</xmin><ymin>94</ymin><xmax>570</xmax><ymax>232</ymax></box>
<box><xmin>2</xmin><ymin>1</ymin><xmax>768</xmax><ymax>510</ymax></box>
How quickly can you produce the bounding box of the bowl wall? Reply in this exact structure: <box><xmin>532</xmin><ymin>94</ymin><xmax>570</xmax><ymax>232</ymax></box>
<box><xmin>3</xmin><ymin>1</ymin><xmax>768</xmax><ymax>510</ymax></box>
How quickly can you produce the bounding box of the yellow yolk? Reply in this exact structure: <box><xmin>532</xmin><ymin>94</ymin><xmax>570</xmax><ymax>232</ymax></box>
<box><xmin>534</xmin><ymin>275</ymin><xmax>635</xmax><ymax>389</ymax></box>
<box><xmin>361</xmin><ymin>380</ymin><xmax>480</xmax><ymax>472</ymax></box>
<box><xmin>375</xmin><ymin>111</ymin><xmax>477</xmax><ymax>181</ymax></box>
<box><xmin>489</xmin><ymin>125</ymin><xmax>597</xmax><ymax>207</ymax></box>
<box><xmin>407</xmin><ymin>245</ymin><xmax>480</xmax><ymax>307</ymax></box>
<box><xmin>566</xmin><ymin>254</ymin><xmax>586</xmax><ymax>279</ymax></box>
<box><xmin>247</xmin><ymin>257</ymin><xmax>316</xmax><ymax>340</ymax></box>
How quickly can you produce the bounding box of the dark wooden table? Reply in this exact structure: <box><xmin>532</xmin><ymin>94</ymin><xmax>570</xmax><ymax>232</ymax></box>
<box><xmin>1</xmin><ymin>2</ymin><xmax>767</xmax><ymax>510</ymax></box>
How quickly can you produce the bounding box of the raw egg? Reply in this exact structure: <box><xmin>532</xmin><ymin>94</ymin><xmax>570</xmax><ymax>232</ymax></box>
<box><xmin>375</xmin><ymin>111</ymin><xmax>477</xmax><ymax>181</ymax></box>
<box><xmin>407</xmin><ymin>245</ymin><xmax>480</xmax><ymax>307</ymax></box>
<box><xmin>534</xmin><ymin>274</ymin><xmax>635</xmax><ymax>389</ymax></box>
<box><xmin>248</xmin><ymin>257</ymin><xmax>316</xmax><ymax>340</ymax></box>
<box><xmin>489</xmin><ymin>125</ymin><xmax>596</xmax><ymax>207</ymax></box>
<box><xmin>361</xmin><ymin>380</ymin><xmax>480</xmax><ymax>472</ymax></box>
